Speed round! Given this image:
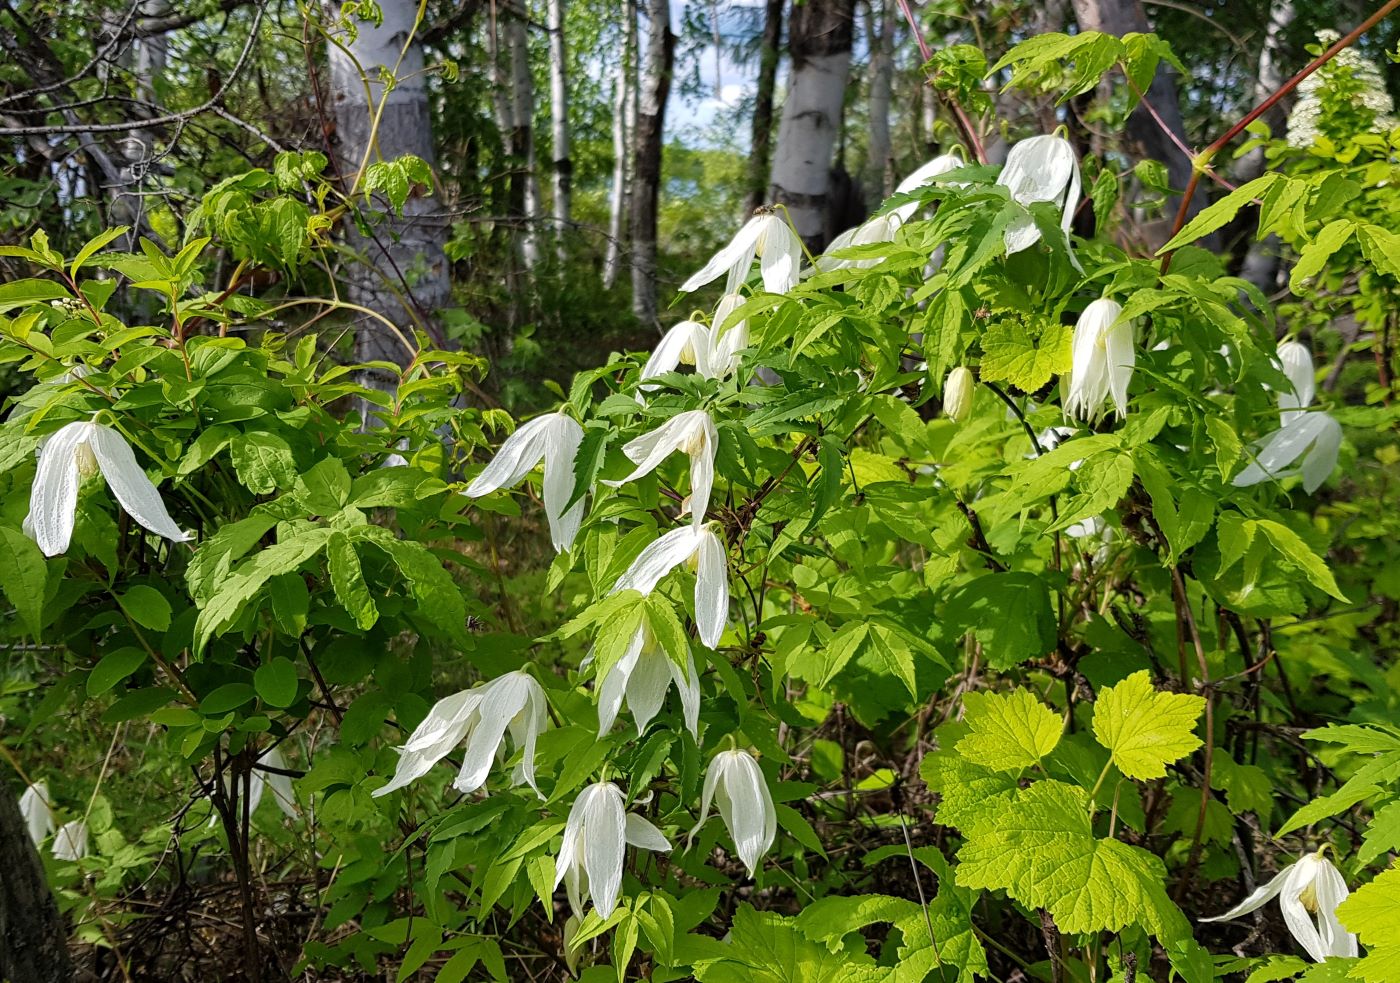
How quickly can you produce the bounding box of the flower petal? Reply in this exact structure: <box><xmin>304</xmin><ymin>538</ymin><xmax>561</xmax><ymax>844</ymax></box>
<box><xmin>256</xmin><ymin>747</ymin><xmax>298</xmax><ymax>819</ymax></box>
<box><xmin>680</xmin><ymin>216</ymin><xmax>763</xmax><ymax>294</ymax></box>
<box><xmin>28</xmin><ymin>422</ymin><xmax>91</xmax><ymax>556</ymax></box>
<box><xmin>464</xmin><ymin>414</ymin><xmax>556</xmax><ymax>498</ymax></box>
<box><xmin>614</xmin><ymin>525</ymin><xmax>702</xmax><ymax>596</ymax></box>
<box><xmin>52</xmin><ymin>819</ymin><xmax>88</xmax><ymax>861</ymax></box>
<box><xmin>642</xmin><ymin>320</ymin><xmax>713</xmax><ymax>385</ymax></box>
<box><xmin>1301</xmin><ymin>414</ymin><xmax>1342</xmax><ymax>493</ymax></box>
<box><xmin>373</xmin><ymin>690</ymin><xmax>481</xmax><ymax>796</ymax></box>
<box><xmin>598</xmin><ymin>628</ymin><xmax>644</xmax><ymax>735</ymax></box>
<box><xmin>1279</xmin><ymin>861</ymin><xmax>1329</xmax><ymax>962</ymax></box>
<box><xmin>624</xmin><ymin>812</ymin><xmax>673</xmax><ymax>852</ymax></box>
<box><xmin>602</xmin><ymin>410</ymin><xmax>708</xmax><ymax>491</ymax></box>
<box><xmin>693</xmin><ymin>528</ymin><xmax>729</xmax><ymax>648</ymax></box>
<box><xmin>756</xmin><ymin>216</ymin><xmax>801</xmax><ymax>294</ymax></box>
<box><xmin>580</xmin><ymin>783</ymin><xmax>627</xmax><ymax>918</ymax></box>
<box><xmin>1199</xmin><ymin>862</ymin><xmax>1294</xmax><ymax>922</ymax></box>
<box><xmin>688</xmin><ymin>751</ymin><xmax>725</xmax><ymax>846</ymax></box>
<box><xmin>453</xmin><ymin>674</ymin><xmax>529</xmax><ymax>794</ymax></box>
<box><xmin>87</xmin><ymin>423</ymin><xmax>190</xmax><ymax>545</ymax></box>
<box><xmin>540</xmin><ymin>415</ymin><xmax>585</xmax><ymax>553</ymax></box>
<box><xmin>666</xmin><ymin>649</ymin><xmax>701</xmax><ymax>737</ymax></box>
<box><xmin>724</xmin><ymin>751</ymin><xmax>775</xmax><ymax>876</ymax></box>
<box><xmin>1277</xmin><ymin>340</ymin><xmax>1316</xmax><ymax>422</ymax></box>
<box><xmin>624</xmin><ymin>641</ymin><xmax>673</xmax><ymax>734</ymax></box>
<box><xmin>1311</xmin><ymin>857</ymin><xmax>1358</xmax><ymax>958</ymax></box>
<box><xmin>687</xmin><ymin>414</ymin><xmax>718</xmax><ymax>525</ymax></box>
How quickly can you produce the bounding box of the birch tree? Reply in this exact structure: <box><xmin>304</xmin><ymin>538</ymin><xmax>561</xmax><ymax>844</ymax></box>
<box><xmin>548</xmin><ymin>0</ymin><xmax>571</xmax><ymax>260</ymax></box>
<box><xmin>508</xmin><ymin>2</ymin><xmax>542</xmax><ymax>269</ymax></box>
<box><xmin>630</xmin><ymin>0</ymin><xmax>674</xmax><ymax>325</ymax></box>
<box><xmin>603</xmin><ymin>0</ymin><xmax>637</xmax><ymax>288</ymax></box>
<box><xmin>862</xmin><ymin>0</ymin><xmax>894</xmax><ymax>211</ymax></box>
<box><xmin>769</xmin><ymin>0</ymin><xmax>855</xmax><ymax>250</ymax></box>
<box><xmin>745</xmin><ymin>0</ymin><xmax>785</xmax><ymax>213</ymax></box>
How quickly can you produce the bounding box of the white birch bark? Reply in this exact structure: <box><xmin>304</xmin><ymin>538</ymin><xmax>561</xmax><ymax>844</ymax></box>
<box><xmin>630</xmin><ymin>0</ymin><xmax>673</xmax><ymax>324</ymax></box>
<box><xmin>548</xmin><ymin>0</ymin><xmax>571</xmax><ymax>260</ymax></box>
<box><xmin>862</xmin><ymin>0</ymin><xmax>894</xmax><ymax>210</ymax></box>
<box><xmin>603</xmin><ymin>0</ymin><xmax>637</xmax><ymax>289</ymax></box>
<box><xmin>507</xmin><ymin>6</ymin><xmax>541</xmax><ymax>270</ymax></box>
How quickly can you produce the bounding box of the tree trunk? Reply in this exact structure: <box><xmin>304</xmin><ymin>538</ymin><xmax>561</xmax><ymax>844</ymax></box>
<box><xmin>862</xmin><ymin>0</ymin><xmax>894</xmax><ymax>211</ymax></box>
<box><xmin>548</xmin><ymin>0</ymin><xmax>571</xmax><ymax>261</ymax></box>
<box><xmin>507</xmin><ymin>4</ymin><xmax>542</xmax><ymax>270</ymax></box>
<box><xmin>0</xmin><ymin>783</ymin><xmax>73</xmax><ymax>982</ymax></box>
<box><xmin>327</xmin><ymin>0</ymin><xmax>451</xmax><ymax>375</ymax></box>
<box><xmin>603</xmin><ymin>0</ymin><xmax>637</xmax><ymax>289</ymax></box>
<box><xmin>1239</xmin><ymin>1</ymin><xmax>1295</xmax><ymax>293</ymax></box>
<box><xmin>745</xmin><ymin>0</ymin><xmax>784</xmax><ymax>213</ymax></box>
<box><xmin>769</xmin><ymin>0</ymin><xmax>856</xmax><ymax>251</ymax></box>
<box><xmin>630</xmin><ymin>0</ymin><xmax>674</xmax><ymax>325</ymax></box>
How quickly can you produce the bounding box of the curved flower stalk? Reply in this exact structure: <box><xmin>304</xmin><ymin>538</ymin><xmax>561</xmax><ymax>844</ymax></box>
<box><xmin>465</xmin><ymin>412</ymin><xmax>585</xmax><ymax>553</ymax></box>
<box><xmin>1064</xmin><ymin>299</ymin><xmax>1135</xmax><ymax>423</ymax></box>
<box><xmin>1201</xmin><ymin>850</ymin><xmax>1357</xmax><ymax>962</ymax></box>
<box><xmin>1277</xmin><ymin>340</ymin><xmax>1317</xmax><ymax>426</ymax></box>
<box><xmin>52</xmin><ymin>819</ymin><xmax>88</xmax><ymax>861</ymax></box>
<box><xmin>27</xmin><ymin>419</ymin><xmax>191</xmax><ymax>557</ymax></box>
<box><xmin>688</xmin><ymin>749</ymin><xmax>775</xmax><ymax>876</ymax></box>
<box><xmin>679</xmin><ymin>210</ymin><xmax>801</xmax><ymax>296</ymax></box>
<box><xmin>603</xmin><ymin>409</ymin><xmax>717</xmax><ymax>526</ymax></box>
<box><xmin>1232</xmin><ymin>412</ymin><xmax>1342</xmax><ymax>493</ymax></box>
<box><xmin>613</xmin><ymin>523</ymin><xmax>729</xmax><ymax>648</ymax></box>
<box><xmin>554</xmin><ymin>782</ymin><xmax>671</xmax><ymax>919</ymax></box>
<box><xmin>597</xmin><ymin>622</ymin><xmax>701</xmax><ymax>737</ymax></box>
<box><xmin>997</xmin><ymin>134</ymin><xmax>1081</xmax><ymax>257</ymax></box>
<box><xmin>19</xmin><ymin>781</ymin><xmax>56</xmax><ymax>845</ymax></box>
<box><xmin>818</xmin><ymin>154</ymin><xmax>963</xmax><ymax>272</ymax></box>
<box><xmin>639</xmin><ymin>295</ymin><xmax>750</xmax><ymax>389</ymax></box>
<box><xmin>372</xmin><ymin>670</ymin><xmax>548</xmax><ymax>798</ymax></box>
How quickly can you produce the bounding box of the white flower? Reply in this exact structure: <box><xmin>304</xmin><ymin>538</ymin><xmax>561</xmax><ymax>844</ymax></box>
<box><xmin>19</xmin><ymin>781</ymin><xmax>56</xmax><ymax>845</ymax></box>
<box><xmin>465</xmin><ymin>412</ymin><xmax>585</xmax><ymax>553</ymax></box>
<box><xmin>997</xmin><ymin>134</ymin><xmax>1081</xmax><ymax>257</ymax></box>
<box><xmin>689</xmin><ymin>749</ymin><xmax>775</xmax><ymax>876</ymax></box>
<box><xmin>944</xmin><ymin>367</ymin><xmax>974</xmax><ymax>422</ymax></box>
<box><xmin>680</xmin><ymin>211</ymin><xmax>801</xmax><ymax>296</ymax></box>
<box><xmin>52</xmin><ymin>819</ymin><xmax>88</xmax><ymax>861</ymax></box>
<box><xmin>819</xmin><ymin>154</ymin><xmax>962</xmax><ymax>271</ymax></box>
<box><xmin>1065</xmin><ymin>298</ymin><xmax>1134</xmax><ymax>423</ymax></box>
<box><xmin>27</xmin><ymin>419</ymin><xmax>191</xmax><ymax>557</ymax></box>
<box><xmin>640</xmin><ymin>296</ymin><xmax>750</xmax><ymax>389</ymax></box>
<box><xmin>1232</xmin><ymin>411</ymin><xmax>1342</xmax><ymax>493</ymax></box>
<box><xmin>554</xmin><ymin>782</ymin><xmax>671</xmax><ymax>919</ymax></box>
<box><xmin>372</xmin><ymin>670</ymin><xmax>548</xmax><ymax>798</ymax></box>
<box><xmin>1276</xmin><ymin>340</ymin><xmax>1317</xmax><ymax>426</ymax></box>
<box><xmin>613</xmin><ymin>523</ymin><xmax>729</xmax><ymax>648</ymax></box>
<box><xmin>598</xmin><ymin>622</ymin><xmax>700</xmax><ymax>737</ymax></box>
<box><xmin>246</xmin><ymin>746</ymin><xmax>298</xmax><ymax>820</ymax></box>
<box><xmin>1201</xmin><ymin>850</ymin><xmax>1357</xmax><ymax>962</ymax></box>
<box><xmin>603</xmin><ymin>410</ymin><xmax>717</xmax><ymax>526</ymax></box>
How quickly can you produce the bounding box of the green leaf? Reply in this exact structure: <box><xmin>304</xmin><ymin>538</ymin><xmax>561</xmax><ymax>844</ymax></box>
<box><xmin>194</xmin><ymin>528</ymin><xmax>334</xmax><ymax>653</ymax></box>
<box><xmin>0</xmin><ymin>278</ymin><xmax>70</xmax><ymax>312</ymax></box>
<box><xmin>87</xmin><ymin>647</ymin><xmax>147</xmax><ymax>696</ymax></box>
<box><xmin>119</xmin><ymin>585</ymin><xmax>172</xmax><ymax>631</ymax></box>
<box><xmin>1337</xmin><ymin>866</ymin><xmax>1400</xmax><ymax>951</ymax></box>
<box><xmin>1156</xmin><ymin>174</ymin><xmax>1279</xmax><ymax>254</ymax></box>
<box><xmin>691</xmin><ymin>905</ymin><xmax>888</xmax><ymax>983</ymax></box>
<box><xmin>254</xmin><ymin>657</ymin><xmax>299</xmax><ymax>708</ymax></box>
<box><xmin>979</xmin><ymin>318</ymin><xmax>1071</xmax><ymax>394</ymax></box>
<box><xmin>808</xmin><ymin>621</ymin><xmax>919</xmax><ymax>700</ymax></box>
<box><xmin>1360</xmin><ymin>800</ymin><xmax>1400</xmax><ymax>865</ymax></box>
<box><xmin>1276</xmin><ymin>782</ymin><xmax>1380</xmax><ymax>838</ymax></box>
<box><xmin>1092</xmin><ymin>670</ymin><xmax>1204</xmax><ymax>780</ymax></box>
<box><xmin>956</xmin><ymin>689</ymin><xmax>1063</xmax><ymax>772</ymax></box>
<box><xmin>71</xmin><ymin>226</ymin><xmax>129</xmax><ymax>277</ymax></box>
<box><xmin>230</xmin><ymin>432</ymin><xmax>298</xmax><ymax>495</ymax></box>
<box><xmin>1249</xmin><ymin>519</ymin><xmax>1348</xmax><ymax>602</ymax></box>
<box><xmin>0</xmin><ymin>526</ymin><xmax>47</xmax><ymax>636</ymax></box>
<box><xmin>327</xmin><ymin>532</ymin><xmax>378</xmax><ymax>631</ymax></box>
<box><xmin>919</xmin><ymin>747</ymin><xmax>1019</xmax><ymax>828</ymax></box>
<box><xmin>1289</xmin><ymin>219</ymin><xmax>1355</xmax><ymax>292</ymax></box>
<box><xmin>298</xmin><ymin>457</ymin><xmax>352</xmax><ymax>513</ymax></box>
<box><xmin>956</xmin><ymin>780</ymin><xmax>1189</xmax><ymax>940</ymax></box>
<box><xmin>942</xmin><ymin>572</ymin><xmax>1056</xmax><ymax>669</ymax></box>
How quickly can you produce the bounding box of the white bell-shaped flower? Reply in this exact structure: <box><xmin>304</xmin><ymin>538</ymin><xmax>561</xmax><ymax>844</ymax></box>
<box><xmin>52</xmin><ymin>819</ymin><xmax>88</xmax><ymax>861</ymax></box>
<box><xmin>19</xmin><ymin>781</ymin><xmax>56</xmax><ymax>845</ymax></box>
<box><xmin>689</xmin><ymin>749</ymin><xmax>775</xmax><ymax>876</ymax></box>
<box><xmin>465</xmin><ymin>412</ymin><xmax>585</xmax><ymax>553</ymax></box>
<box><xmin>598</xmin><ymin>622</ymin><xmax>701</xmax><ymax>737</ymax></box>
<box><xmin>372</xmin><ymin>670</ymin><xmax>548</xmax><ymax>798</ymax></box>
<box><xmin>1276</xmin><ymin>340</ymin><xmax>1317</xmax><ymax>426</ymax></box>
<box><xmin>680</xmin><ymin>210</ymin><xmax>801</xmax><ymax>296</ymax></box>
<box><xmin>1232</xmin><ymin>411</ymin><xmax>1342</xmax><ymax>493</ymax></box>
<box><xmin>997</xmin><ymin>134</ymin><xmax>1081</xmax><ymax>256</ymax></box>
<box><xmin>639</xmin><ymin>295</ymin><xmax>750</xmax><ymax>391</ymax></box>
<box><xmin>603</xmin><ymin>410</ymin><xmax>717</xmax><ymax>526</ymax></box>
<box><xmin>554</xmin><ymin>782</ymin><xmax>671</xmax><ymax>920</ymax></box>
<box><xmin>613</xmin><ymin>523</ymin><xmax>729</xmax><ymax>648</ymax></box>
<box><xmin>819</xmin><ymin>154</ymin><xmax>962</xmax><ymax>272</ymax></box>
<box><xmin>1201</xmin><ymin>850</ymin><xmax>1357</xmax><ymax>962</ymax></box>
<box><xmin>27</xmin><ymin>419</ymin><xmax>191</xmax><ymax>557</ymax></box>
<box><xmin>1065</xmin><ymin>299</ymin><xmax>1134</xmax><ymax>423</ymax></box>
<box><xmin>245</xmin><ymin>746</ymin><xmax>298</xmax><ymax>820</ymax></box>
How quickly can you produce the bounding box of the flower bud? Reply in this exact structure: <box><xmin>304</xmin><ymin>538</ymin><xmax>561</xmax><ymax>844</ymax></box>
<box><xmin>944</xmin><ymin>367</ymin><xmax>975</xmax><ymax>422</ymax></box>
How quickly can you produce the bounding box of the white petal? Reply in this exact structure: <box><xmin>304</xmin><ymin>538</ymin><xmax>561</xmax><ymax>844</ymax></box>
<box><xmin>688</xmin><ymin>752</ymin><xmax>726</xmax><ymax>845</ymax></box>
<box><xmin>52</xmin><ymin>819</ymin><xmax>88</xmax><ymax>861</ymax></box>
<box><xmin>506</xmin><ymin>676</ymin><xmax>548</xmax><ymax>795</ymax></box>
<box><xmin>373</xmin><ymin>690</ymin><xmax>481</xmax><ymax>796</ymax></box>
<box><xmin>555</xmin><ymin>800</ymin><xmax>584</xmax><ymax>890</ymax></box>
<box><xmin>723</xmin><ymin>751</ymin><xmax>775</xmax><ymax>876</ymax></box>
<box><xmin>1279</xmin><ymin>861</ymin><xmax>1329</xmax><ymax>962</ymax></box>
<box><xmin>87</xmin><ymin>423</ymin><xmax>190</xmax><ymax>545</ymax></box>
<box><xmin>693</xmin><ymin>528</ymin><xmax>729</xmax><ymax>648</ymax></box>
<box><xmin>602</xmin><ymin>410</ymin><xmax>709</xmax><ymax>492</ymax></box>
<box><xmin>679</xmin><ymin>216</ymin><xmax>764</xmax><ymax>294</ymax></box>
<box><xmin>613</xmin><ymin>525</ymin><xmax>702</xmax><ymax>596</ymax></box>
<box><xmin>624</xmin><ymin>642</ymin><xmax>673</xmax><ymax>734</ymax></box>
<box><xmin>666</xmin><ymin>649</ymin><xmax>701</xmax><ymax>737</ymax></box>
<box><xmin>1277</xmin><ymin>341</ymin><xmax>1316</xmax><ymax>421</ymax></box>
<box><xmin>641</xmin><ymin>321</ymin><xmax>713</xmax><ymax>385</ymax></box>
<box><xmin>454</xmin><ymin>674</ymin><xmax>529</xmax><ymax>794</ymax></box>
<box><xmin>19</xmin><ymin>782</ymin><xmax>55</xmax><ymax>845</ymax></box>
<box><xmin>1233</xmin><ymin>413</ymin><xmax>1335</xmax><ymax>488</ymax></box>
<box><xmin>624</xmin><ymin>812</ymin><xmax>673</xmax><ymax>852</ymax></box>
<box><xmin>755</xmin><ymin>216</ymin><xmax>801</xmax><ymax>294</ymax></box>
<box><xmin>598</xmin><ymin>628</ymin><xmax>644</xmax><ymax>735</ymax></box>
<box><xmin>580</xmin><ymin>783</ymin><xmax>627</xmax><ymax>918</ymax></box>
<box><xmin>687</xmin><ymin>414</ymin><xmax>718</xmax><ymax>525</ymax></box>
<box><xmin>1301</xmin><ymin>414</ymin><xmax>1342</xmax><ymax>493</ymax></box>
<box><xmin>540</xmin><ymin>415</ymin><xmax>585</xmax><ymax>553</ymax></box>
<box><xmin>1104</xmin><ymin>320</ymin><xmax>1136</xmax><ymax>419</ymax></box>
<box><xmin>464</xmin><ymin>415</ymin><xmax>556</xmax><ymax>498</ymax></box>
<box><xmin>256</xmin><ymin>747</ymin><xmax>298</xmax><ymax>819</ymax></box>
<box><xmin>1200</xmin><ymin>862</ymin><xmax>1294</xmax><ymax>922</ymax></box>
<box><xmin>1311</xmin><ymin>858</ymin><xmax>1358</xmax><ymax>958</ymax></box>
<box><xmin>28</xmin><ymin>422</ymin><xmax>90</xmax><ymax>556</ymax></box>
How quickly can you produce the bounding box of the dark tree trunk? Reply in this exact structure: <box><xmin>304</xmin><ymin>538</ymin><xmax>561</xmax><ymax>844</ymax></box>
<box><xmin>0</xmin><ymin>783</ymin><xmax>72</xmax><ymax>983</ymax></box>
<box><xmin>630</xmin><ymin>0</ymin><xmax>674</xmax><ymax>325</ymax></box>
<box><xmin>745</xmin><ymin>0</ymin><xmax>785</xmax><ymax>213</ymax></box>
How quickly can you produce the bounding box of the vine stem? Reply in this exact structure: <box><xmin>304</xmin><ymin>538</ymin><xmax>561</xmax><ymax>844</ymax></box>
<box><xmin>894</xmin><ymin>0</ymin><xmax>988</xmax><ymax>164</ymax></box>
<box><xmin>1160</xmin><ymin>0</ymin><xmax>1400</xmax><ymax>271</ymax></box>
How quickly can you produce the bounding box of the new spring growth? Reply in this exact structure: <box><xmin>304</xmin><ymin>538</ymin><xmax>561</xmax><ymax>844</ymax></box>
<box><xmin>944</xmin><ymin>366</ymin><xmax>974</xmax><ymax>423</ymax></box>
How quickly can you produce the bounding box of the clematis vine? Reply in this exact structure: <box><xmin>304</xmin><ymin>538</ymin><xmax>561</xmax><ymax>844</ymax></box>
<box><xmin>613</xmin><ymin>523</ymin><xmax>730</xmax><ymax>648</ymax></box>
<box><xmin>639</xmin><ymin>294</ymin><xmax>749</xmax><ymax>389</ymax></box>
<box><xmin>26</xmin><ymin>419</ymin><xmax>191</xmax><ymax>557</ymax></box>
<box><xmin>554</xmin><ymin>782</ymin><xmax>671</xmax><ymax>920</ymax></box>
<box><xmin>689</xmin><ymin>748</ymin><xmax>775</xmax><ymax>876</ymax></box>
<box><xmin>818</xmin><ymin>153</ymin><xmax>963</xmax><ymax>271</ymax></box>
<box><xmin>372</xmin><ymin>670</ymin><xmax>548</xmax><ymax>798</ymax></box>
<box><xmin>1064</xmin><ymin>298</ymin><xmax>1135</xmax><ymax>423</ymax></box>
<box><xmin>1234</xmin><ymin>341</ymin><xmax>1340</xmax><ymax>493</ymax></box>
<box><xmin>52</xmin><ymin>819</ymin><xmax>88</xmax><ymax>861</ymax></box>
<box><xmin>679</xmin><ymin>209</ymin><xmax>801</xmax><ymax>296</ymax></box>
<box><xmin>465</xmin><ymin>412</ymin><xmax>585</xmax><ymax>553</ymax></box>
<box><xmin>1276</xmin><ymin>339</ymin><xmax>1316</xmax><ymax>426</ymax></box>
<box><xmin>597</xmin><ymin>622</ymin><xmax>701</xmax><ymax>737</ymax></box>
<box><xmin>19</xmin><ymin>781</ymin><xmax>55</xmax><ymax>845</ymax></box>
<box><xmin>603</xmin><ymin>409</ymin><xmax>717</xmax><ymax>526</ymax></box>
<box><xmin>1201</xmin><ymin>849</ymin><xmax>1357</xmax><ymax>962</ymax></box>
<box><xmin>997</xmin><ymin>134</ymin><xmax>1081</xmax><ymax>258</ymax></box>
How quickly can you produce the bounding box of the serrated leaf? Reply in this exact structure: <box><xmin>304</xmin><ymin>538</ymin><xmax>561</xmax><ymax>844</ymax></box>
<box><xmin>1092</xmin><ymin>670</ymin><xmax>1204</xmax><ymax>780</ymax></box>
<box><xmin>956</xmin><ymin>689</ymin><xmax>1063</xmax><ymax>772</ymax></box>
<box><xmin>980</xmin><ymin>318</ymin><xmax>1071</xmax><ymax>393</ymax></box>
<box><xmin>1289</xmin><ymin>219</ymin><xmax>1355</xmax><ymax>292</ymax></box>
<box><xmin>328</xmin><ymin>532</ymin><xmax>378</xmax><ymax>630</ymax></box>
<box><xmin>1157</xmin><ymin>174</ymin><xmax>1279</xmax><ymax>254</ymax></box>
<box><xmin>230</xmin><ymin>431</ymin><xmax>297</xmax><ymax>495</ymax></box>
<box><xmin>919</xmin><ymin>749</ymin><xmax>1019</xmax><ymax>828</ymax></box>
<box><xmin>942</xmin><ymin>572</ymin><xmax>1056</xmax><ymax>669</ymax></box>
<box><xmin>1337</xmin><ymin>865</ymin><xmax>1400</xmax><ymax>949</ymax></box>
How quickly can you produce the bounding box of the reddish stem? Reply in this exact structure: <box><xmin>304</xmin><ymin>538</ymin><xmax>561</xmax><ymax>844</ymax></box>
<box><xmin>895</xmin><ymin>0</ymin><xmax>988</xmax><ymax>164</ymax></box>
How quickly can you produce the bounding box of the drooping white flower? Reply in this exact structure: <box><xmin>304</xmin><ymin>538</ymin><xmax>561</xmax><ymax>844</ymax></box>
<box><xmin>554</xmin><ymin>782</ymin><xmax>671</xmax><ymax>920</ymax></box>
<box><xmin>26</xmin><ymin>419</ymin><xmax>191</xmax><ymax>557</ymax></box>
<box><xmin>613</xmin><ymin>523</ymin><xmax>729</xmax><ymax>648</ymax></box>
<box><xmin>597</xmin><ymin>622</ymin><xmax>700</xmax><ymax>737</ymax></box>
<box><xmin>603</xmin><ymin>410</ymin><xmax>717</xmax><ymax>526</ymax></box>
<box><xmin>1065</xmin><ymin>298</ymin><xmax>1134</xmax><ymax>423</ymax></box>
<box><xmin>246</xmin><ymin>746</ymin><xmax>298</xmax><ymax>820</ymax></box>
<box><xmin>372</xmin><ymin>670</ymin><xmax>548</xmax><ymax>798</ymax></box>
<box><xmin>465</xmin><ymin>412</ymin><xmax>585</xmax><ymax>553</ymax></box>
<box><xmin>689</xmin><ymin>749</ymin><xmax>775</xmax><ymax>877</ymax></box>
<box><xmin>640</xmin><ymin>296</ymin><xmax>750</xmax><ymax>391</ymax></box>
<box><xmin>944</xmin><ymin>367</ymin><xmax>975</xmax><ymax>422</ymax></box>
<box><xmin>52</xmin><ymin>819</ymin><xmax>88</xmax><ymax>861</ymax></box>
<box><xmin>997</xmin><ymin>134</ymin><xmax>1081</xmax><ymax>256</ymax></box>
<box><xmin>819</xmin><ymin>154</ymin><xmax>963</xmax><ymax>271</ymax></box>
<box><xmin>1201</xmin><ymin>850</ymin><xmax>1357</xmax><ymax>962</ymax></box>
<box><xmin>19</xmin><ymin>781</ymin><xmax>56</xmax><ymax>845</ymax></box>
<box><xmin>680</xmin><ymin>210</ymin><xmax>801</xmax><ymax>296</ymax></box>
<box><xmin>1276</xmin><ymin>340</ymin><xmax>1317</xmax><ymax>426</ymax></box>
<box><xmin>1232</xmin><ymin>411</ymin><xmax>1342</xmax><ymax>493</ymax></box>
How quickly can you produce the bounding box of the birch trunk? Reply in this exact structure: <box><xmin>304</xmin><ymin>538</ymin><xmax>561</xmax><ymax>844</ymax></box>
<box><xmin>603</xmin><ymin>0</ymin><xmax>637</xmax><ymax>289</ymax></box>
<box><xmin>630</xmin><ymin>0</ymin><xmax>674</xmax><ymax>325</ymax></box>
<box><xmin>769</xmin><ymin>0</ymin><xmax>856</xmax><ymax>250</ymax></box>
<box><xmin>862</xmin><ymin>0</ymin><xmax>894</xmax><ymax>211</ymax></box>
<box><xmin>327</xmin><ymin>0</ymin><xmax>451</xmax><ymax>374</ymax></box>
<box><xmin>548</xmin><ymin>0</ymin><xmax>571</xmax><ymax>260</ymax></box>
<box><xmin>744</xmin><ymin>0</ymin><xmax>785</xmax><ymax>213</ymax></box>
<box><xmin>0</xmin><ymin>783</ymin><xmax>73</xmax><ymax>983</ymax></box>
<box><xmin>1239</xmin><ymin>1</ymin><xmax>1295</xmax><ymax>292</ymax></box>
<box><xmin>507</xmin><ymin>5</ymin><xmax>542</xmax><ymax>270</ymax></box>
